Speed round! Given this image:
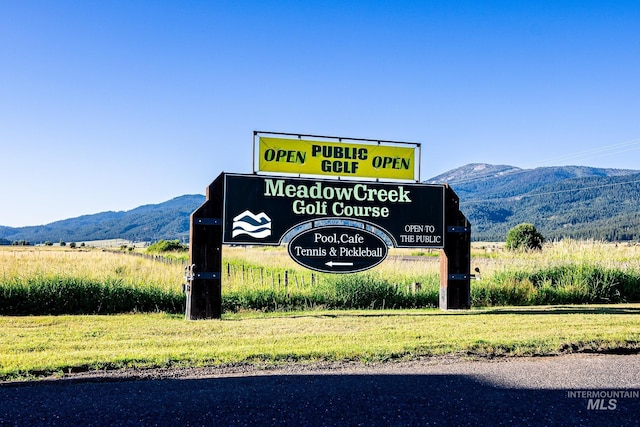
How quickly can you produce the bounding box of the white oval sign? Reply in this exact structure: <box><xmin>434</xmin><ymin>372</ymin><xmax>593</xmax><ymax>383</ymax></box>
<box><xmin>287</xmin><ymin>225</ymin><xmax>388</xmax><ymax>273</ymax></box>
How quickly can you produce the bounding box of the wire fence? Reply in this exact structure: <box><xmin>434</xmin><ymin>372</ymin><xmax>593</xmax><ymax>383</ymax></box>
<box><xmin>224</xmin><ymin>262</ymin><xmax>320</xmax><ymax>289</ymax></box>
<box><xmin>104</xmin><ymin>249</ymin><xmax>187</xmax><ymax>266</ymax></box>
<box><xmin>108</xmin><ymin>249</ymin><xmax>321</xmax><ymax>289</ymax></box>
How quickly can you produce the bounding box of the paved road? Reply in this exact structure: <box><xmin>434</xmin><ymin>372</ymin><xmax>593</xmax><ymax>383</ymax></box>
<box><xmin>1</xmin><ymin>354</ymin><xmax>639</xmax><ymax>426</ymax></box>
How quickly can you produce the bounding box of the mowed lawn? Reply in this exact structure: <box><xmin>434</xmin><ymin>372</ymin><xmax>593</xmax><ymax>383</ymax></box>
<box><xmin>2</xmin><ymin>304</ymin><xmax>639</xmax><ymax>381</ymax></box>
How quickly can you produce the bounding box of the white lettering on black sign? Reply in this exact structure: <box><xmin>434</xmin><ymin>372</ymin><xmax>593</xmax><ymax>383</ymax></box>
<box><xmin>264</xmin><ymin>179</ymin><xmax>410</xmax><ymax>219</ymax></box>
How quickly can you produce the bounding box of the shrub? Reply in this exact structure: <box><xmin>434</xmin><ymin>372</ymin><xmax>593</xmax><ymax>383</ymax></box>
<box><xmin>146</xmin><ymin>239</ymin><xmax>188</xmax><ymax>253</ymax></box>
<box><xmin>506</xmin><ymin>223</ymin><xmax>544</xmax><ymax>251</ymax></box>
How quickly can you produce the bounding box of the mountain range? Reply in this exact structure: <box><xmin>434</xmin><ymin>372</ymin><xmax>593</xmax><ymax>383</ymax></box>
<box><xmin>426</xmin><ymin>164</ymin><xmax>640</xmax><ymax>241</ymax></box>
<box><xmin>2</xmin><ymin>164</ymin><xmax>639</xmax><ymax>244</ymax></box>
<box><xmin>0</xmin><ymin>195</ymin><xmax>204</xmax><ymax>245</ymax></box>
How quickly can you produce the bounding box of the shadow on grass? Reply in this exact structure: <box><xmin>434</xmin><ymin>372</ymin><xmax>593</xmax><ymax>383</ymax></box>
<box><xmin>479</xmin><ymin>305</ymin><xmax>640</xmax><ymax>316</ymax></box>
<box><xmin>245</xmin><ymin>304</ymin><xmax>640</xmax><ymax>320</ymax></box>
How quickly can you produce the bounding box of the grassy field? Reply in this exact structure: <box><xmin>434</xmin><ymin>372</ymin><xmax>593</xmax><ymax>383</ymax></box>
<box><xmin>4</xmin><ymin>242</ymin><xmax>640</xmax><ymax>314</ymax></box>
<box><xmin>1</xmin><ymin>241</ymin><xmax>639</xmax><ymax>380</ymax></box>
<box><xmin>0</xmin><ymin>247</ymin><xmax>184</xmax><ymax>314</ymax></box>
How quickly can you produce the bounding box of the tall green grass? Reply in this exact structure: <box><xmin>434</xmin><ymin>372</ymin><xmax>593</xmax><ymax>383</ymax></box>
<box><xmin>222</xmin><ymin>272</ymin><xmax>440</xmax><ymax>312</ymax></box>
<box><xmin>324</xmin><ymin>273</ymin><xmax>438</xmax><ymax>309</ymax></box>
<box><xmin>0</xmin><ymin>276</ymin><xmax>184</xmax><ymax>315</ymax></box>
<box><xmin>222</xmin><ymin>260</ymin><xmax>640</xmax><ymax>312</ymax></box>
<box><xmin>472</xmin><ymin>264</ymin><xmax>640</xmax><ymax>306</ymax></box>
<box><xmin>2</xmin><ymin>264</ymin><xmax>639</xmax><ymax>315</ymax></box>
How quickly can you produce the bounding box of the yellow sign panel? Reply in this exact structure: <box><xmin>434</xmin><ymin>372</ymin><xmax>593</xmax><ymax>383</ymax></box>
<box><xmin>258</xmin><ymin>137</ymin><xmax>418</xmax><ymax>181</ymax></box>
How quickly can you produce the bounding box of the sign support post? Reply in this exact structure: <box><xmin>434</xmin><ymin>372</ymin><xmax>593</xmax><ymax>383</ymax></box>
<box><xmin>439</xmin><ymin>185</ymin><xmax>471</xmax><ymax>310</ymax></box>
<box><xmin>185</xmin><ymin>174</ymin><xmax>224</xmax><ymax>320</ymax></box>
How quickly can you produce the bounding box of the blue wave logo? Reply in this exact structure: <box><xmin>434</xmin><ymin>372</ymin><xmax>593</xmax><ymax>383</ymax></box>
<box><xmin>232</xmin><ymin>210</ymin><xmax>272</xmax><ymax>239</ymax></box>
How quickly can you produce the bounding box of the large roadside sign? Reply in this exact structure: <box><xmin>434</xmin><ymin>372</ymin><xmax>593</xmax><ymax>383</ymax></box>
<box><xmin>186</xmin><ymin>132</ymin><xmax>471</xmax><ymax>319</ymax></box>
<box><xmin>222</xmin><ymin>173</ymin><xmax>445</xmax><ymax>249</ymax></box>
<box><xmin>254</xmin><ymin>132</ymin><xmax>420</xmax><ymax>181</ymax></box>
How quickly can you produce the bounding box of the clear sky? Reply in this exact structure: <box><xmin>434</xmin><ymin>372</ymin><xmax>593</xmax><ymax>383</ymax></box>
<box><xmin>1</xmin><ymin>1</ymin><xmax>639</xmax><ymax>227</ymax></box>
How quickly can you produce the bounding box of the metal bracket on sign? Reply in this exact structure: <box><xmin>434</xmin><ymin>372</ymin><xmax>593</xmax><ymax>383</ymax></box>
<box><xmin>447</xmin><ymin>226</ymin><xmax>471</xmax><ymax>234</ymax></box>
<box><xmin>194</xmin><ymin>218</ymin><xmax>221</xmax><ymax>226</ymax></box>
<box><xmin>449</xmin><ymin>274</ymin><xmax>471</xmax><ymax>280</ymax></box>
<box><xmin>194</xmin><ymin>272</ymin><xmax>220</xmax><ymax>280</ymax></box>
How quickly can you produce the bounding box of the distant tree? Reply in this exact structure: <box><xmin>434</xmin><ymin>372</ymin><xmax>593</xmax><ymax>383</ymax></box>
<box><xmin>69</xmin><ymin>242</ymin><xmax>76</xmax><ymax>249</ymax></box>
<box><xmin>506</xmin><ymin>223</ymin><xmax>544</xmax><ymax>251</ymax></box>
<box><xmin>44</xmin><ymin>241</ymin><xmax>53</xmax><ymax>246</ymax></box>
<box><xmin>11</xmin><ymin>240</ymin><xmax>31</xmax><ymax>246</ymax></box>
<box><xmin>59</xmin><ymin>241</ymin><xmax>66</xmax><ymax>247</ymax></box>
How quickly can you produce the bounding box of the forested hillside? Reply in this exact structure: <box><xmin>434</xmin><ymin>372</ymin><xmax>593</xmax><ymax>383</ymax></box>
<box><xmin>0</xmin><ymin>195</ymin><xmax>205</xmax><ymax>244</ymax></box>
<box><xmin>428</xmin><ymin>164</ymin><xmax>640</xmax><ymax>242</ymax></box>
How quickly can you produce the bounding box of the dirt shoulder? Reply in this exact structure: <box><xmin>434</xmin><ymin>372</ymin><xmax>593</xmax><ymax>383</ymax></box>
<box><xmin>18</xmin><ymin>353</ymin><xmax>640</xmax><ymax>390</ymax></box>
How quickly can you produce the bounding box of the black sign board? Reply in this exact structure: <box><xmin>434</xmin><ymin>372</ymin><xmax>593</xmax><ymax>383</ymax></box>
<box><xmin>288</xmin><ymin>225</ymin><xmax>388</xmax><ymax>273</ymax></box>
<box><xmin>222</xmin><ymin>174</ymin><xmax>445</xmax><ymax>248</ymax></box>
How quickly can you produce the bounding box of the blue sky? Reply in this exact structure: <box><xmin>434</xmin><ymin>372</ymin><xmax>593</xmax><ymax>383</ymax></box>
<box><xmin>1</xmin><ymin>1</ymin><xmax>639</xmax><ymax>227</ymax></box>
